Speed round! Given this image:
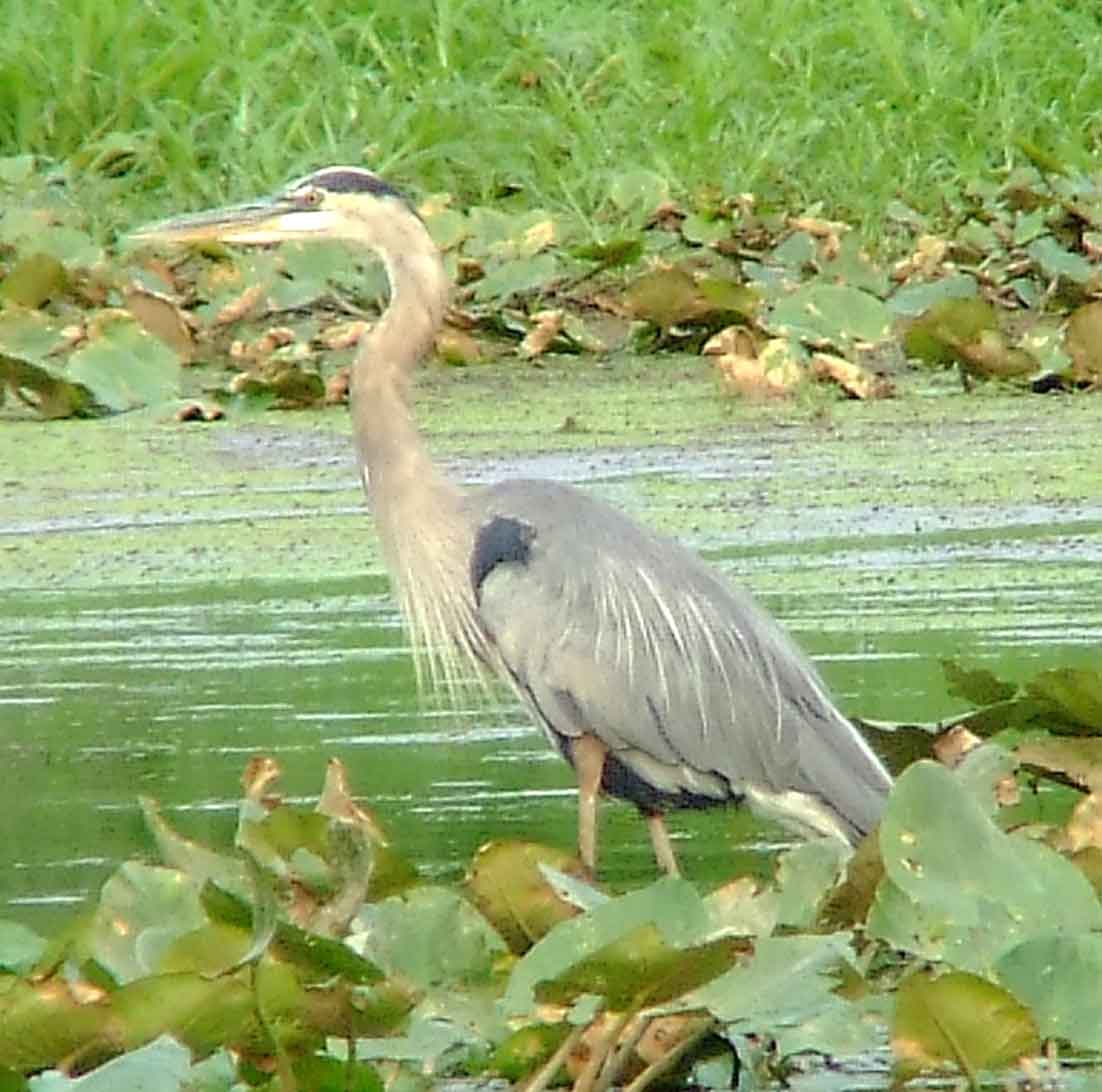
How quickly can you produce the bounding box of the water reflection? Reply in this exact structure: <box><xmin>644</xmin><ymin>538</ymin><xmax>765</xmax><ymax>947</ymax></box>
<box><xmin>2</xmin><ymin>498</ymin><xmax>1101</xmax><ymax>929</ymax></box>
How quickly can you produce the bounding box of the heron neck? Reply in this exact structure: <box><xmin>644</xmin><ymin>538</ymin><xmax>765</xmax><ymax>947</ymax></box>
<box><xmin>350</xmin><ymin>242</ymin><xmax>460</xmax><ymax>529</ymax></box>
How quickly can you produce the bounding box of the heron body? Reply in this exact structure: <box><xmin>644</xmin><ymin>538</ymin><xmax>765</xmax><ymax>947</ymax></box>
<box><xmin>135</xmin><ymin>166</ymin><xmax>892</xmax><ymax>875</ymax></box>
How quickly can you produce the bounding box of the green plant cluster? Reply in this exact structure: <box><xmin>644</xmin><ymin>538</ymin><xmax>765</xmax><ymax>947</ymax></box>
<box><xmin>3</xmin><ymin>664</ymin><xmax>1102</xmax><ymax>1091</ymax></box>
<box><xmin>2</xmin><ymin>151</ymin><xmax>1101</xmax><ymax>420</ymax></box>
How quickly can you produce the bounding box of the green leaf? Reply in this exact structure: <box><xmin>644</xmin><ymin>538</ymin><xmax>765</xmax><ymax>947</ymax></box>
<box><xmin>1027</xmin><ymin>667</ymin><xmax>1102</xmax><ymax>732</ymax></box>
<box><xmin>1027</xmin><ymin>235</ymin><xmax>1092</xmax><ymax>284</ymax></box>
<box><xmin>871</xmin><ymin>761</ymin><xmax>1102</xmax><ymax>971</ymax></box>
<box><xmin>941</xmin><ymin>659</ymin><xmax>1017</xmax><ymax>706</ymax></box>
<box><xmin>997</xmin><ymin>934</ymin><xmax>1102</xmax><ymax>1050</ymax></box>
<box><xmin>773</xmin><ymin>839</ymin><xmax>850</xmax><ymax>929</ymax></box>
<box><xmin>27</xmin><ymin>1034</ymin><xmax>191</xmax><ymax>1092</ymax></box>
<box><xmin>67</xmin><ymin>319</ymin><xmax>179</xmax><ymax>413</ymax></box>
<box><xmin>690</xmin><ymin>934</ymin><xmax>877</xmax><ymax>1057</ymax></box>
<box><xmin>502</xmin><ymin>876</ymin><xmax>711</xmax><ymax>1016</ymax></box>
<box><xmin>354</xmin><ymin>886</ymin><xmax>507</xmax><ymax>990</ymax></box>
<box><xmin>892</xmin><ymin>970</ymin><xmax>1039</xmax><ymax>1083</ymax></box>
<box><xmin>89</xmin><ymin>863</ymin><xmax>207</xmax><ymax>984</ymax></box>
<box><xmin>888</xmin><ymin>273</ymin><xmax>977</xmax><ymax>318</ymax></box>
<box><xmin>608</xmin><ymin>169</ymin><xmax>670</xmax><ymax>216</ymax></box>
<box><xmin>0</xmin><ymin>254</ymin><xmax>67</xmax><ymax>307</ymax></box>
<box><xmin>472</xmin><ymin>253</ymin><xmax>562</xmax><ymax>302</ymax></box>
<box><xmin>769</xmin><ymin>283</ymin><xmax>892</xmax><ymax>348</ymax></box>
<box><xmin>681</xmin><ymin>213</ymin><xmax>729</xmax><ymax>246</ymax></box>
<box><xmin>466</xmin><ymin>842</ymin><xmax>582</xmax><ymax>955</ymax></box>
<box><xmin>0</xmin><ymin>921</ymin><xmax>47</xmax><ymax>974</ymax></box>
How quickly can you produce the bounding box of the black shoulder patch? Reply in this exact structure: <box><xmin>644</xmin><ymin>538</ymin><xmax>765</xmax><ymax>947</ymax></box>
<box><xmin>295</xmin><ymin>166</ymin><xmax>407</xmax><ymax>201</ymax></box>
<box><xmin>470</xmin><ymin>516</ymin><xmax>536</xmax><ymax>603</ymax></box>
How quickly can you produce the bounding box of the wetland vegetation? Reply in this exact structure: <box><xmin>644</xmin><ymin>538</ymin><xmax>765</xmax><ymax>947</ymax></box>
<box><xmin>3</xmin><ymin>0</ymin><xmax>1102</xmax><ymax>1087</ymax></box>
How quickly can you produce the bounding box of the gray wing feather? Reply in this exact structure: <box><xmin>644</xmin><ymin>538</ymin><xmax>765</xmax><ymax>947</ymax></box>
<box><xmin>466</xmin><ymin>479</ymin><xmax>890</xmax><ymax>838</ymax></box>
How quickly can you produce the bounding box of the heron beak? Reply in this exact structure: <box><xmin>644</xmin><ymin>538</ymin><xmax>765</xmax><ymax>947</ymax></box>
<box><xmin>130</xmin><ymin>199</ymin><xmax>340</xmax><ymax>246</ymax></box>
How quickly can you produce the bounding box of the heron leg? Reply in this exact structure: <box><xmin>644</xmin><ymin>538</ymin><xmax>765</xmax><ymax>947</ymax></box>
<box><xmin>572</xmin><ymin>734</ymin><xmax>608</xmax><ymax>877</ymax></box>
<box><xmin>646</xmin><ymin>812</ymin><xmax>680</xmax><ymax>876</ymax></box>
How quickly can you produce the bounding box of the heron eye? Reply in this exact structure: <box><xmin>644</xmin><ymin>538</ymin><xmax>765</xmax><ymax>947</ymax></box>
<box><xmin>296</xmin><ymin>187</ymin><xmax>323</xmax><ymax>208</ymax></box>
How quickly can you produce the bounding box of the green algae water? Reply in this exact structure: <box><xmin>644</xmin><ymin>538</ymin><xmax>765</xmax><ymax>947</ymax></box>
<box><xmin>2</xmin><ymin>364</ymin><xmax>1101</xmax><ymax>927</ymax></box>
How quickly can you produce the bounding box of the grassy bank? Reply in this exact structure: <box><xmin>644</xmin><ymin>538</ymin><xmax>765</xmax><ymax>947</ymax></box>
<box><xmin>2</xmin><ymin>0</ymin><xmax>1099</xmax><ymax>233</ymax></box>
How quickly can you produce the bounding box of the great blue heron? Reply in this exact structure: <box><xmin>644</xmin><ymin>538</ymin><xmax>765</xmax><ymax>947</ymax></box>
<box><xmin>134</xmin><ymin>166</ymin><xmax>892</xmax><ymax>876</ymax></box>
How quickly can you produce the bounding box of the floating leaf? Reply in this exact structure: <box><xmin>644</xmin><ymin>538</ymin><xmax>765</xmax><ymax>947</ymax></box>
<box><xmin>810</xmin><ymin>352</ymin><xmax>894</xmax><ymax>400</ymax></box>
<box><xmin>1027</xmin><ymin>667</ymin><xmax>1102</xmax><ymax>733</ymax></box>
<box><xmin>89</xmin><ymin>863</ymin><xmax>208</xmax><ymax>984</ymax></box>
<box><xmin>769</xmin><ymin>283</ymin><xmax>892</xmax><ymax>348</ymax></box>
<box><xmin>892</xmin><ymin>970</ymin><xmax>1038</xmax><ymax>1083</ymax></box>
<box><xmin>1015</xmin><ymin>737</ymin><xmax>1102</xmax><ymax>793</ymax></box>
<box><xmin>570</xmin><ymin>236</ymin><xmax>643</xmax><ymax>269</ymax></box>
<box><xmin>466</xmin><ymin>841</ymin><xmax>581</xmax><ymax>954</ymax></box>
<box><xmin>488</xmin><ymin>1023</ymin><xmax>571</xmax><ymax>1081</ymax></box>
<box><xmin>998</xmin><ymin>934</ymin><xmax>1102</xmax><ymax>1051</ymax></box>
<box><xmin>67</xmin><ymin>317</ymin><xmax>179</xmax><ymax>412</ymax></box>
<box><xmin>696</xmin><ymin>276</ymin><xmax>760</xmax><ymax>321</ymax></box>
<box><xmin>502</xmin><ymin>877</ymin><xmax>712</xmax><ymax>1016</ymax></box>
<box><xmin>941</xmin><ymin>660</ymin><xmax>1017</xmax><ymax>706</ymax></box>
<box><xmin>1027</xmin><ymin>235</ymin><xmax>1092</xmax><ymax>284</ymax></box>
<box><xmin>0</xmin><ymin>978</ymin><xmax>110</xmax><ymax>1073</ymax></box>
<box><xmin>473</xmin><ymin>253</ymin><xmax>562</xmax><ymax>302</ymax></box>
<box><xmin>354</xmin><ymin>886</ymin><xmax>507</xmax><ymax>990</ymax></box>
<box><xmin>608</xmin><ymin>169</ymin><xmax>670</xmax><ymax>217</ymax></box>
<box><xmin>424</xmin><ymin>207</ymin><xmax>470</xmax><ymax>251</ymax></box>
<box><xmin>123</xmin><ymin>285</ymin><xmax>195</xmax><ymax>361</ymax></box>
<box><xmin>773</xmin><ymin>840</ymin><xmax>850</xmax><ymax>929</ymax></box>
<box><xmin>870</xmin><ymin>761</ymin><xmax>1102</xmax><ymax>971</ymax></box>
<box><xmin>624</xmin><ymin>267</ymin><xmax>703</xmax><ymax>328</ymax></box>
<box><xmin>681</xmin><ymin>213</ymin><xmax>730</xmax><ymax>246</ymax></box>
<box><xmin>27</xmin><ymin>1034</ymin><xmax>192</xmax><ymax>1092</ymax></box>
<box><xmin>534</xmin><ymin>924</ymin><xmax>741</xmax><ymax>1011</ymax></box>
<box><xmin>1065</xmin><ymin>301</ymin><xmax>1102</xmax><ymax>383</ymax></box>
<box><xmin>888</xmin><ymin>272</ymin><xmax>977</xmax><ymax>318</ymax></box>
<box><xmin>0</xmin><ymin>921</ymin><xmax>47</xmax><ymax>975</ymax></box>
<box><xmin>0</xmin><ymin>253</ymin><xmax>67</xmax><ymax>307</ymax></box>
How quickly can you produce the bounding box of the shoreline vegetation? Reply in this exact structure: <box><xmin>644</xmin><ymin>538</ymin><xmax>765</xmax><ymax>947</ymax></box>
<box><xmin>4</xmin><ymin>3</ymin><xmax>1102</xmax><ymax>1087</ymax></box>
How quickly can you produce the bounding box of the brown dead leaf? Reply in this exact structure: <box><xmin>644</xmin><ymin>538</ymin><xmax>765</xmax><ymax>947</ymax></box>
<box><xmin>58</xmin><ymin>324</ymin><xmax>86</xmax><ymax>350</ymax></box>
<box><xmin>318</xmin><ymin>320</ymin><xmax>369</xmax><ymax>351</ymax></box>
<box><xmin>1058</xmin><ymin>793</ymin><xmax>1102</xmax><ymax>854</ymax></box>
<box><xmin>175</xmin><ymin>402</ymin><xmax>225</xmax><ymax>422</ymax></box>
<box><xmin>456</xmin><ymin>257</ymin><xmax>485</xmax><ymax>286</ymax></box>
<box><xmin>811</xmin><ymin>352</ymin><xmax>894</xmax><ymax>399</ymax></box>
<box><xmin>124</xmin><ymin>284</ymin><xmax>197</xmax><ymax>362</ymax></box>
<box><xmin>651</xmin><ymin>200</ymin><xmax>685</xmax><ymax>232</ymax></box>
<box><xmin>714</xmin><ymin>337</ymin><xmax>803</xmax><ymax>398</ymax></box>
<box><xmin>435</xmin><ymin>327</ymin><xmax>483</xmax><ymax>365</ymax></box>
<box><xmin>932</xmin><ymin>725</ymin><xmax>983</xmax><ymax>768</ymax></box>
<box><xmin>702</xmin><ymin>325</ymin><xmax>756</xmax><ymax>358</ymax></box>
<box><xmin>215</xmin><ymin>282</ymin><xmax>266</xmax><ymax>325</ymax></box>
<box><xmin>1065</xmin><ymin>300</ymin><xmax>1102</xmax><ymax>384</ymax></box>
<box><xmin>892</xmin><ymin>235</ymin><xmax>950</xmax><ymax>282</ymax></box>
<box><xmin>242</xmin><ymin>754</ymin><xmax>282</xmax><ymax>809</ymax></box>
<box><xmin>523</xmin><ymin>219</ymin><xmax>556</xmax><ymax>254</ymax></box>
<box><xmin>318</xmin><ymin>757</ymin><xmax>389</xmax><ymax>844</ymax></box>
<box><xmin>325</xmin><ymin>367</ymin><xmax>350</xmax><ymax>404</ymax></box>
<box><xmin>519</xmin><ymin>309</ymin><xmax>564</xmax><ymax>359</ymax></box>
<box><xmin>788</xmin><ymin>216</ymin><xmax>847</xmax><ymax>260</ymax></box>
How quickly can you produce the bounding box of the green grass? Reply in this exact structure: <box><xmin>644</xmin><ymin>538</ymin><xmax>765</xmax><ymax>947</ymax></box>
<box><xmin>2</xmin><ymin>0</ymin><xmax>1101</xmax><ymax>237</ymax></box>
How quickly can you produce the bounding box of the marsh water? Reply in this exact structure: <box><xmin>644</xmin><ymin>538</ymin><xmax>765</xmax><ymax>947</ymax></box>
<box><xmin>3</xmin><ymin>369</ymin><xmax>1101</xmax><ymax>930</ymax></box>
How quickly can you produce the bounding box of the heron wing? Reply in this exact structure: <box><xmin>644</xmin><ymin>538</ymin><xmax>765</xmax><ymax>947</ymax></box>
<box><xmin>466</xmin><ymin>479</ymin><xmax>890</xmax><ymax>836</ymax></box>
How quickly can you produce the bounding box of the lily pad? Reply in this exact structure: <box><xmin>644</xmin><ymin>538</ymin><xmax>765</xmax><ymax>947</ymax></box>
<box><xmin>27</xmin><ymin>1034</ymin><xmax>191</xmax><ymax>1092</ymax></box>
<box><xmin>67</xmin><ymin>318</ymin><xmax>179</xmax><ymax>413</ymax></box>
<box><xmin>892</xmin><ymin>970</ymin><xmax>1038</xmax><ymax>1082</ymax></box>
<box><xmin>769</xmin><ymin>283</ymin><xmax>892</xmax><ymax>348</ymax></box>
<box><xmin>997</xmin><ymin>934</ymin><xmax>1102</xmax><ymax>1050</ymax></box>
<box><xmin>870</xmin><ymin>761</ymin><xmax>1102</xmax><ymax>971</ymax></box>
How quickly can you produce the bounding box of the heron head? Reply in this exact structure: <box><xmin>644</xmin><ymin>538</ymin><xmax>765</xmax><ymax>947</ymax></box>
<box><xmin>131</xmin><ymin>166</ymin><xmax>413</xmax><ymax>246</ymax></box>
